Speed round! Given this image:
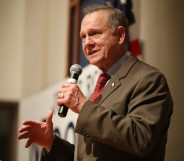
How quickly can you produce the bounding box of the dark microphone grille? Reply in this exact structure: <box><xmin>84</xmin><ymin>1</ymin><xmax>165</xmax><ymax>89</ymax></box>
<box><xmin>70</xmin><ymin>64</ymin><xmax>82</xmax><ymax>75</ymax></box>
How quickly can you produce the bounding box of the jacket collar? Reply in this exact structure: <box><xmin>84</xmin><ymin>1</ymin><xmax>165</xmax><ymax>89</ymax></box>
<box><xmin>98</xmin><ymin>55</ymin><xmax>138</xmax><ymax>104</ymax></box>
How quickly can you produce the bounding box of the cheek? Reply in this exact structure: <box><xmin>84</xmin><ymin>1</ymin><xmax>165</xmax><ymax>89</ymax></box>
<box><xmin>82</xmin><ymin>45</ymin><xmax>87</xmax><ymax>56</ymax></box>
<box><xmin>103</xmin><ymin>43</ymin><xmax>111</xmax><ymax>55</ymax></box>
<box><xmin>106</xmin><ymin>39</ymin><xmax>117</xmax><ymax>51</ymax></box>
<box><xmin>82</xmin><ymin>44</ymin><xmax>85</xmax><ymax>52</ymax></box>
<box><xmin>97</xmin><ymin>41</ymin><xmax>107</xmax><ymax>51</ymax></box>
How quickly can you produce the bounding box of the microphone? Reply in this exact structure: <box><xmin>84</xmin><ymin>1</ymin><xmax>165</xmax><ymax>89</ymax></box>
<box><xmin>58</xmin><ymin>64</ymin><xmax>82</xmax><ymax>117</ymax></box>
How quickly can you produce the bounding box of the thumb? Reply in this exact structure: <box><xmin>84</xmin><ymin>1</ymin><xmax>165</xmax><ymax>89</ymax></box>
<box><xmin>46</xmin><ymin>110</ymin><xmax>53</xmax><ymax>125</ymax></box>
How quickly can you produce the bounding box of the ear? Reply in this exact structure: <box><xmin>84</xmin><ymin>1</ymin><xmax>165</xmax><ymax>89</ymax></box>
<box><xmin>116</xmin><ymin>26</ymin><xmax>126</xmax><ymax>45</ymax></box>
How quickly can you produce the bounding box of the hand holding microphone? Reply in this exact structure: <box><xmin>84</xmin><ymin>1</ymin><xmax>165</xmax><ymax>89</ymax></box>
<box><xmin>58</xmin><ymin>64</ymin><xmax>83</xmax><ymax>117</ymax></box>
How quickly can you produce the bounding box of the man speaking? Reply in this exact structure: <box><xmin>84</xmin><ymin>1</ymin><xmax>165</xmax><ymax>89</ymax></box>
<box><xmin>18</xmin><ymin>5</ymin><xmax>173</xmax><ymax>161</ymax></box>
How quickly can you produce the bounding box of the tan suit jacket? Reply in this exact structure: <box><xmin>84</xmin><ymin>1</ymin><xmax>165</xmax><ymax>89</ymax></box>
<box><xmin>41</xmin><ymin>55</ymin><xmax>173</xmax><ymax>161</ymax></box>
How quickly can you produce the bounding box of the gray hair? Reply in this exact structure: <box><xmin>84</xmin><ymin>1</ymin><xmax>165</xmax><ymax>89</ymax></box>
<box><xmin>83</xmin><ymin>4</ymin><xmax>127</xmax><ymax>33</ymax></box>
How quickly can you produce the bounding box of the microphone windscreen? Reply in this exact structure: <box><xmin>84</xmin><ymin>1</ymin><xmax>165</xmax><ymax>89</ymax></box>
<box><xmin>70</xmin><ymin>64</ymin><xmax>82</xmax><ymax>75</ymax></box>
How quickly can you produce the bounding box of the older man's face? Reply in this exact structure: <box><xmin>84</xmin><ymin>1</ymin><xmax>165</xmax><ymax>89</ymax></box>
<box><xmin>80</xmin><ymin>10</ymin><xmax>122</xmax><ymax>71</ymax></box>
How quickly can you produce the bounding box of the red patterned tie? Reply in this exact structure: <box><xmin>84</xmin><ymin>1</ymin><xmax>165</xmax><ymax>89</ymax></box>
<box><xmin>92</xmin><ymin>73</ymin><xmax>111</xmax><ymax>102</ymax></box>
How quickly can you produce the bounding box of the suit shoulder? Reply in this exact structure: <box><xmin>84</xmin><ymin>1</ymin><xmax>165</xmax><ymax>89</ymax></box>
<box><xmin>123</xmin><ymin>58</ymin><xmax>168</xmax><ymax>86</ymax></box>
<box><xmin>133</xmin><ymin>59</ymin><xmax>164</xmax><ymax>77</ymax></box>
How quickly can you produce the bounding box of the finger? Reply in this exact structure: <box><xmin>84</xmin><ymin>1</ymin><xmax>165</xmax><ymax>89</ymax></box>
<box><xmin>58</xmin><ymin>92</ymin><xmax>65</xmax><ymax>99</ymax></box>
<box><xmin>46</xmin><ymin>110</ymin><xmax>53</xmax><ymax>125</ymax></box>
<box><xmin>25</xmin><ymin>138</ymin><xmax>32</xmax><ymax>148</ymax></box>
<box><xmin>22</xmin><ymin>120</ymin><xmax>34</xmax><ymax>124</ymax></box>
<box><xmin>18</xmin><ymin>125</ymin><xmax>31</xmax><ymax>133</ymax></box>
<box><xmin>22</xmin><ymin>120</ymin><xmax>42</xmax><ymax>126</ymax></box>
<box><xmin>57</xmin><ymin>98</ymin><xmax>66</xmax><ymax>107</ymax></box>
<box><xmin>61</xmin><ymin>82</ymin><xmax>71</xmax><ymax>88</ymax></box>
<box><xmin>17</xmin><ymin>131</ymin><xmax>29</xmax><ymax>140</ymax></box>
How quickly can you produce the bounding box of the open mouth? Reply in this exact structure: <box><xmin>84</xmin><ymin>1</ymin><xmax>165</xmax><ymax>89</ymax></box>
<box><xmin>89</xmin><ymin>50</ymin><xmax>97</xmax><ymax>55</ymax></box>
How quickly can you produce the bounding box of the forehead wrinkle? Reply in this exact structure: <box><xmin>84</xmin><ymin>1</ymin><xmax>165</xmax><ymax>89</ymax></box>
<box><xmin>80</xmin><ymin>12</ymin><xmax>110</xmax><ymax>36</ymax></box>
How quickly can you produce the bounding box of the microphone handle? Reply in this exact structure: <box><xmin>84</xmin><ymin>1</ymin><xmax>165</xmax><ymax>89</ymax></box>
<box><xmin>58</xmin><ymin>105</ymin><xmax>68</xmax><ymax>117</ymax></box>
<box><xmin>58</xmin><ymin>77</ymin><xmax>78</xmax><ymax>118</ymax></box>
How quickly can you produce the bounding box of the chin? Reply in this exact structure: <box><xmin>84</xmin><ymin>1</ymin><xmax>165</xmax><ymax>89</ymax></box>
<box><xmin>87</xmin><ymin>55</ymin><xmax>106</xmax><ymax>68</ymax></box>
<box><xmin>89</xmin><ymin>59</ymin><xmax>100</xmax><ymax>66</ymax></box>
<box><xmin>90</xmin><ymin>61</ymin><xmax>105</xmax><ymax>70</ymax></box>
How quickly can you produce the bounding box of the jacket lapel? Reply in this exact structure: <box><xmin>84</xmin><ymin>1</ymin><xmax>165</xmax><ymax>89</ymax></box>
<box><xmin>99</xmin><ymin>55</ymin><xmax>138</xmax><ymax>104</ymax></box>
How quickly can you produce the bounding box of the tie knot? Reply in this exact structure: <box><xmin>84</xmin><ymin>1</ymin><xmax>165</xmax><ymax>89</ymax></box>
<box><xmin>92</xmin><ymin>73</ymin><xmax>111</xmax><ymax>102</ymax></box>
<box><xmin>97</xmin><ymin>73</ymin><xmax>111</xmax><ymax>87</ymax></box>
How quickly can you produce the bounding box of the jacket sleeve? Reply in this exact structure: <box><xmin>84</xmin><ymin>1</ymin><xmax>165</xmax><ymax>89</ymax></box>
<box><xmin>40</xmin><ymin>135</ymin><xmax>74</xmax><ymax>161</ymax></box>
<box><xmin>75</xmin><ymin>70</ymin><xmax>173</xmax><ymax>157</ymax></box>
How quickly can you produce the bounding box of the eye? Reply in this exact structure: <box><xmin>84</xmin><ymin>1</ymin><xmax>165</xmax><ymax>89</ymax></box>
<box><xmin>91</xmin><ymin>31</ymin><xmax>101</xmax><ymax>38</ymax></box>
<box><xmin>93</xmin><ymin>33</ymin><xmax>100</xmax><ymax>38</ymax></box>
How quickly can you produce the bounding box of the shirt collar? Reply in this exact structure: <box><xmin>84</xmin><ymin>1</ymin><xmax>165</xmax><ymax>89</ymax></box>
<box><xmin>106</xmin><ymin>51</ymin><xmax>131</xmax><ymax>77</ymax></box>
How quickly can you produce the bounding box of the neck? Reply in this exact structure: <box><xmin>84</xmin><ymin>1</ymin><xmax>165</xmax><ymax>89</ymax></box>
<box><xmin>103</xmin><ymin>48</ymin><xmax>127</xmax><ymax>72</ymax></box>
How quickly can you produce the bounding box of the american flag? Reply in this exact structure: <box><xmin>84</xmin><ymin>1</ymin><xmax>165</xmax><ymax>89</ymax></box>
<box><xmin>106</xmin><ymin>0</ymin><xmax>142</xmax><ymax>57</ymax></box>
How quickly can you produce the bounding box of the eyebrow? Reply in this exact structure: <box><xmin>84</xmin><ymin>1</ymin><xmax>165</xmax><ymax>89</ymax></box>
<box><xmin>80</xmin><ymin>27</ymin><xmax>104</xmax><ymax>35</ymax></box>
